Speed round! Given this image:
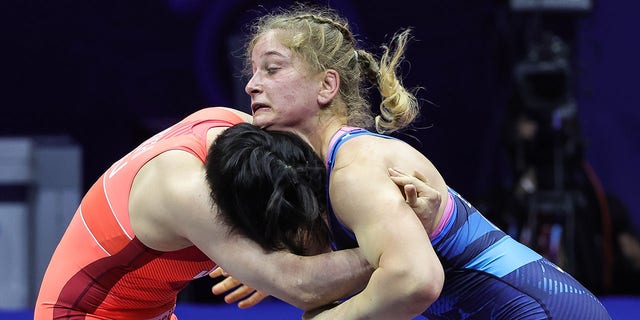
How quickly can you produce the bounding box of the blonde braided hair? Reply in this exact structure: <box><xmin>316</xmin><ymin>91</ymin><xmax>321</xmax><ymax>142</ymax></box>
<box><xmin>246</xmin><ymin>4</ymin><xmax>419</xmax><ymax>133</ymax></box>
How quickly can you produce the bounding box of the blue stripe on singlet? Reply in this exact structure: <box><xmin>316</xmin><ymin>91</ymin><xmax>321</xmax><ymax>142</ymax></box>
<box><xmin>439</xmin><ymin>211</ymin><xmax>498</xmax><ymax>258</ymax></box>
<box><xmin>437</xmin><ymin>194</ymin><xmax>543</xmax><ymax>278</ymax></box>
<box><xmin>463</xmin><ymin>235</ymin><xmax>542</xmax><ymax>277</ymax></box>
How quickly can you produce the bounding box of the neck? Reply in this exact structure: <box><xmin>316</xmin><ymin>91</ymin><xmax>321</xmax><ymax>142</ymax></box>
<box><xmin>293</xmin><ymin>112</ymin><xmax>345</xmax><ymax>163</ymax></box>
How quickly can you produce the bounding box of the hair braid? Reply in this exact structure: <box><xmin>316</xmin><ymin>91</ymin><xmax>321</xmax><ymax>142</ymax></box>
<box><xmin>374</xmin><ymin>29</ymin><xmax>419</xmax><ymax>133</ymax></box>
<box><xmin>247</xmin><ymin>4</ymin><xmax>420</xmax><ymax>132</ymax></box>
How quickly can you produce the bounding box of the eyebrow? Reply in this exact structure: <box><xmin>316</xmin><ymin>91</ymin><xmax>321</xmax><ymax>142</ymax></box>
<box><xmin>261</xmin><ymin>50</ymin><xmax>289</xmax><ymax>59</ymax></box>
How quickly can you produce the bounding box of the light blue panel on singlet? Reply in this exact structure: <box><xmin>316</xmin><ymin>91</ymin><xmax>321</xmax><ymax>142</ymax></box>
<box><xmin>462</xmin><ymin>235</ymin><xmax>543</xmax><ymax>277</ymax></box>
<box><xmin>436</xmin><ymin>211</ymin><xmax>497</xmax><ymax>258</ymax></box>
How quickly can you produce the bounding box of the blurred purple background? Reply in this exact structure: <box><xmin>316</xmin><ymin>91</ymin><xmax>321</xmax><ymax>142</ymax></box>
<box><xmin>2</xmin><ymin>0</ymin><xmax>639</xmax><ymax>302</ymax></box>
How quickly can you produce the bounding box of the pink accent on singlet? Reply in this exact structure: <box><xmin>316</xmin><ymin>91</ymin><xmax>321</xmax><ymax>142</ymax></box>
<box><xmin>429</xmin><ymin>193</ymin><xmax>454</xmax><ymax>239</ymax></box>
<box><xmin>325</xmin><ymin>126</ymin><xmax>360</xmax><ymax>167</ymax></box>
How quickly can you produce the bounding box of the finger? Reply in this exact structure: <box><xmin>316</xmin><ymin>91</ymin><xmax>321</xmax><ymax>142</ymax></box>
<box><xmin>404</xmin><ymin>184</ymin><xmax>418</xmax><ymax>207</ymax></box>
<box><xmin>389</xmin><ymin>167</ymin><xmax>430</xmax><ymax>184</ymax></box>
<box><xmin>416</xmin><ymin>182</ymin><xmax>440</xmax><ymax>199</ymax></box>
<box><xmin>428</xmin><ymin>188</ymin><xmax>442</xmax><ymax>204</ymax></box>
<box><xmin>237</xmin><ymin>291</ymin><xmax>270</xmax><ymax>309</ymax></box>
<box><xmin>415</xmin><ymin>185</ymin><xmax>442</xmax><ymax>209</ymax></box>
<box><xmin>389</xmin><ymin>167</ymin><xmax>428</xmax><ymax>184</ymax></box>
<box><xmin>209</xmin><ymin>267</ymin><xmax>224</xmax><ymax>279</ymax></box>
<box><xmin>389</xmin><ymin>173</ymin><xmax>423</xmax><ymax>188</ymax></box>
<box><xmin>223</xmin><ymin>285</ymin><xmax>257</xmax><ymax>304</ymax></box>
<box><xmin>388</xmin><ymin>167</ymin><xmax>408</xmax><ymax>177</ymax></box>
<box><xmin>211</xmin><ymin>276</ymin><xmax>242</xmax><ymax>295</ymax></box>
<box><xmin>413</xmin><ymin>170</ymin><xmax>429</xmax><ymax>183</ymax></box>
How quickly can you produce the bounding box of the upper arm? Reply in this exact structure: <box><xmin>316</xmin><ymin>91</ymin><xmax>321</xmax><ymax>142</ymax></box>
<box><xmin>325</xmin><ymin>139</ymin><xmax>445</xmax><ymax>317</ymax></box>
<box><xmin>330</xmin><ymin>158</ymin><xmax>433</xmax><ymax>269</ymax></box>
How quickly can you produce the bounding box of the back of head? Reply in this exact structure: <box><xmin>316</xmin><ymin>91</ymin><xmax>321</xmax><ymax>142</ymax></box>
<box><xmin>205</xmin><ymin>123</ymin><xmax>329</xmax><ymax>255</ymax></box>
<box><xmin>245</xmin><ymin>3</ymin><xmax>420</xmax><ymax>133</ymax></box>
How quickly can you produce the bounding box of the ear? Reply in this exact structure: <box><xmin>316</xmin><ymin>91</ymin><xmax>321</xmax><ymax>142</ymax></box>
<box><xmin>318</xmin><ymin>69</ymin><xmax>339</xmax><ymax>105</ymax></box>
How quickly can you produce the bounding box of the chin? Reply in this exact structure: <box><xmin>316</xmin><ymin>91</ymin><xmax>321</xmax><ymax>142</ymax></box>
<box><xmin>250</xmin><ymin>114</ymin><xmax>268</xmax><ymax>127</ymax></box>
<box><xmin>252</xmin><ymin>121</ymin><xmax>271</xmax><ymax>130</ymax></box>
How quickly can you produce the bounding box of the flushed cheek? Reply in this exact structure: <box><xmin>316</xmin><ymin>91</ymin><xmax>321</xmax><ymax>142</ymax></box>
<box><xmin>271</xmin><ymin>82</ymin><xmax>300</xmax><ymax>106</ymax></box>
<box><xmin>281</xmin><ymin>91</ymin><xmax>299</xmax><ymax>107</ymax></box>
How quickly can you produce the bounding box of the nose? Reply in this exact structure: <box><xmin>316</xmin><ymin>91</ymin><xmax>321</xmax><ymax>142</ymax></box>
<box><xmin>245</xmin><ymin>74</ymin><xmax>261</xmax><ymax>95</ymax></box>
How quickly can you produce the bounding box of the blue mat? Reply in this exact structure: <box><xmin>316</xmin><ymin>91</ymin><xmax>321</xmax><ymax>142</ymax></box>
<box><xmin>175</xmin><ymin>299</ymin><xmax>303</xmax><ymax>319</ymax></box>
<box><xmin>599</xmin><ymin>296</ymin><xmax>640</xmax><ymax>320</ymax></box>
<box><xmin>3</xmin><ymin>296</ymin><xmax>639</xmax><ymax>319</ymax></box>
<box><xmin>0</xmin><ymin>299</ymin><xmax>303</xmax><ymax>320</ymax></box>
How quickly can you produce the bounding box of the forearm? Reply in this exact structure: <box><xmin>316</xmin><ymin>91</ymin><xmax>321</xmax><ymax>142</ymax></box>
<box><xmin>307</xmin><ymin>212</ymin><xmax>443</xmax><ymax>319</ymax></box>
<box><xmin>216</xmin><ymin>242</ymin><xmax>373</xmax><ymax>311</ymax></box>
<box><xmin>317</xmin><ymin>264</ymin><xmax>439</xmax><ymax>320</ymax></box>
<box><xmin>268</xmin><ymin>248</ymin><xmax>372</xmax><ymax>310</ymax></box>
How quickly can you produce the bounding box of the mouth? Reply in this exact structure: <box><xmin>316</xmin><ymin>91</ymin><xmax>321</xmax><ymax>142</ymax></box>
<box><xmin>251</xmin><ymin>103</ymin><xmax>270</xmax><ymax>114</ymax></box>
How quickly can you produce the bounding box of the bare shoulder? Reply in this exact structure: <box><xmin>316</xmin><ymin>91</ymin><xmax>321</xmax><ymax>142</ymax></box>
<box><xmin>329</xmin><ymin>136</ymin><xmax>417</xmax><ymax>197</ymax></box>
<box><xmin>329</xmin><ymin>135</ymin><xmax>450</xmax><ymax>245</ymax></box>
<box><xmin>331</xmin><ymin>134</ymin><xmax>448</xmax><ymax>206</ymax></box>
<box><xmin>334</xmin><ymin>135</ymin><xmax>433</xmax><ymax>175</ymax></box>
<box><xmin>328</xmin><ymin>137</ymin><xmax>420</xmax><ymax>230</ymax></box>
<box><xmin>216</xmin><ymin>106</ymin><xmax>253</xmax><ymax>123</ymax></box>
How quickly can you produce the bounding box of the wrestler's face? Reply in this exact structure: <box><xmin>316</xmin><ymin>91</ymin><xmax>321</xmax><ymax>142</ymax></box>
<box><xmin>246</xmin><ymin>30</ymin><xmax>323</xmax><ymax>132</ymax></box>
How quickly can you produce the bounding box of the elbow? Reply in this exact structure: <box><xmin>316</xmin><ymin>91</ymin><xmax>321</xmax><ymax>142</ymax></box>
<box><xmin>413</xmin><ymin>274</ymin><xmax>443</xmax><ymax>311</ymax></box>
<box><xmin>287</xmin><ymin>289</ymin><xmax>320</xmax><ymax>311</ymax></box>
<box><xmin>278</xmin><ymin>277</ymin><xmax>327</xmax><ymax>311</ymax></box>
<box><xmin>400</xmin><ymin>263</ymin><xmax>444</xmax><ymax>314</ymax></box>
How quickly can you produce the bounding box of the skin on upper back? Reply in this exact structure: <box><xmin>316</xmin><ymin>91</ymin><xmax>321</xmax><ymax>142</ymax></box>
<box><xmin>128</xmin><ymin>108</ymin><xmax>251</xmax><ymax>252</ymax></box>
<box><xmin>128</xmin><ymin>149</ymin><xmax>207</xmax><ymax>251</ymax></box>
<box><xmin>128</xmin><ymin>126</ymin><xmax>232</xmax><ymax>252</ymax></box>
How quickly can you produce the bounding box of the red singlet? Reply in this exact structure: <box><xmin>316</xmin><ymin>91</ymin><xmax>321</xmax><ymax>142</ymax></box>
<box><xmin>35</xmin><ymin>107</ymin><xmax>244</xmax><ymax>319</ymax></box>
